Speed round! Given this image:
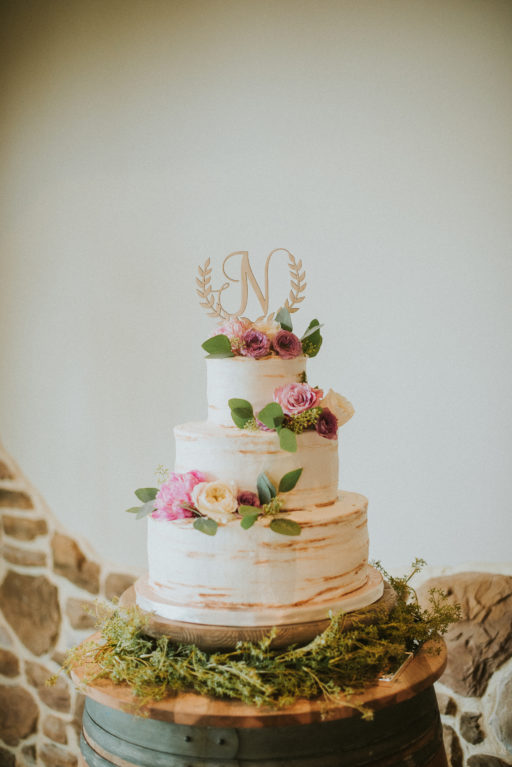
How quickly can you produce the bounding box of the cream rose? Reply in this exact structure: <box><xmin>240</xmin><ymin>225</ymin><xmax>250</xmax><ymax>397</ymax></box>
<box><xmin>319</xmin><ymin>389</ymin><xmax>355</xmax><ymax>427</ymax></box>
<box><xmin>192</xmin><ymin>480</ymin><xmax>238</xmax><ymax>525</ymax></box>
<box><xmin>252</xmin><ymin>318</ymin><xmax>281</xmax><ymax>339</ymax></box>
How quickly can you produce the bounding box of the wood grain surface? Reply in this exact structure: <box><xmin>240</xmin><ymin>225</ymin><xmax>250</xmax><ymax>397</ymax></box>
<box><xmin>71</xmin><ymin>638</ymin><xmax>446</xmax><ymax>728</ymax></box>
<box><xmin>119</xmin><ymin>578</ymin><xmax>396</xmax><ymax>650</ymax></box>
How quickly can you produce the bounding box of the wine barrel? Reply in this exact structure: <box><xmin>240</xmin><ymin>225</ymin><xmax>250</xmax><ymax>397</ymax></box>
<box><xmin>80</xmin><ymin>686</ymin><xmax>446</xmax><ymax>766</ymax></box>
<box><xmin>75</xmin><ymin>641</ymin><xmax>448</xmax><ymax>767</ymax></box>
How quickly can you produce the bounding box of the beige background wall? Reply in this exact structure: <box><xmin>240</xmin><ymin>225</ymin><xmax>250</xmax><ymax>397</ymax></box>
<box><xmin>1</xmin><ymin>0</ymin><xmax>511</xmax><ymax>571</ymax></box>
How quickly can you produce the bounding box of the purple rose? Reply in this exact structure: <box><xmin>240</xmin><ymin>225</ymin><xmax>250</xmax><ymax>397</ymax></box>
<box><xmin>315</xmin><ymin>408</ymin><xmax>338</xmax><ymax>440</ymax></box>
<box><xmin>240</xmin><ymin>329</ymin><xmax>271</xmax><ymax>359</ymax></box>
<box><xmin>272</xmin><ymin>330</ymin><xmax>302</xmax><ymax>359</ymax></box>
<box><xmin>237</xmin><ymin>490</ymin><xmax>261</xmax><ymax>508</ymax></box>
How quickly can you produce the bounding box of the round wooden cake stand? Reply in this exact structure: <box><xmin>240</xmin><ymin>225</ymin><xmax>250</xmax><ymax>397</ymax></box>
<box><xmin>119</xmin><ymin>578</ymin><xmax>397</xmax><ymax>651</ymax></box>
<box><xmin>74</xmin><ymin>638</ymin><xmax>448</xmax><ymax>767</ymax></box>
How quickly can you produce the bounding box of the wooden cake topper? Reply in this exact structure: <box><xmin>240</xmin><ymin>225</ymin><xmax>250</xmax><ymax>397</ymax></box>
<box><xmin>196</xmin><ymin>249</ymin><xmax>306</xmax><ymax>322</ymax></box>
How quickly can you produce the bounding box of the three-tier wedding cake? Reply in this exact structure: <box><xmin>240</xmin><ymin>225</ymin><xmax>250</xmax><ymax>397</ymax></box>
<box><xmin>131</xmin><ymin>251</ymin><xmax>384</xmax><ymax>631</ymax></box>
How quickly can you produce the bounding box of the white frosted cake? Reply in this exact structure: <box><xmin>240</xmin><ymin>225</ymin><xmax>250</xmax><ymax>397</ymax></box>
<box><xmin>133</xmin><ymin>298</ymin><xmax>384</xmax><ymax>628</ymax></box>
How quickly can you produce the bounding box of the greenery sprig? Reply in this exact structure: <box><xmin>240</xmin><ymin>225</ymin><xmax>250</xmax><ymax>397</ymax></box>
<box><xmin>229</xmin><ymin>398</ymin><xmax>297</xmax><ymax>452</ymax></box>
<box><xmin>125</xmin><ymin>488</ymin><xmax>159</xmax><ymax>520</ymax></box>
<box><xmin>60</xmin><ymin>560</ymin><xmax>460</xmax><ymax>716</ymax></box>
<box><xmin>239</xmin><ymin>469</ymin><xmax>303</xmax><ymax>535</ymax></box>
<box><xmin>200</xmin><ymin>308</ymin><xmax>323</xmax><ymax>358</ymax></box>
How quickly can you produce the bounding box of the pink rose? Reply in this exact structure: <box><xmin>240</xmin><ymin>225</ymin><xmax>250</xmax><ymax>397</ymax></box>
<box><xmin>153</xmin><ymin>470</ymin><xmax>207</xmax><ymax>521</ymax></box>
<box><xmin>273</xmin><ymin>383</ymin><xmax>324</xmax><ymax>416</ymax></box>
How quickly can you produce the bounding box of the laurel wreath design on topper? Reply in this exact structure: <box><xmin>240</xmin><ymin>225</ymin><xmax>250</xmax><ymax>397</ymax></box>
<box><xmin>196</xmin><ymin>249</ymin><xmax>306</xmax><ymax>322</ymax></box>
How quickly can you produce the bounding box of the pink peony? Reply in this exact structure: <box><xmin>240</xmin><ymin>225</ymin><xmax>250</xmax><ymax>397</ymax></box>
<box><xmin>273</xmin><ymin>383</ymin><xmax>324</xmax><ymax>416</ymax></box>
<box><xmin>272</xmin><ymin>330</ymin><xmax>302</xmax><ymax>359</ymax></box>
<box><xmin>237</xmin><ymin>490</ymin><xmax>261</xmax><ymax>508</ymax></box>
<box><xmin>240</xmin><ymin>329</ymin><xmax>271</xmax><ymax>359</ymax></box>
<box><xmin>152</xmin><ymin>470</ymin><xmax>207</xmax><ymax>521</ymax></box>
<box><xmin>315</xmin><ymin>408</ymin><xmax>338</xmax><ymax>440</ymax></box>
<box><xmin>212</xmin><ymin>318</ymin><xmax>251</xmax><ymax>353</ymax></box>
<box><xmin>213</xmin><ymin>318</ymin><xmax>251</xmax><ymax>340</ymax></box>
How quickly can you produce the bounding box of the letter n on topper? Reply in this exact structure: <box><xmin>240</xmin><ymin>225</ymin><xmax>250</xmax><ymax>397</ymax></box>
<box><xmin>196</xmin><ymin>249</ymin><xmax>306</xmax><ymax>322</ymax></box>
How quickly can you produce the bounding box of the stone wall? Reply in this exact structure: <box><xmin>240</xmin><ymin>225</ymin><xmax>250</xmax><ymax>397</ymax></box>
<box><xmin>0</xmin><ymin>441</ymin><xmax>138</xmax><ymax>767</ymax></box>
<box><xmin>0</xmin><ymin>439</ymin><xmax>511</xmax><ymax>766</ymax></box>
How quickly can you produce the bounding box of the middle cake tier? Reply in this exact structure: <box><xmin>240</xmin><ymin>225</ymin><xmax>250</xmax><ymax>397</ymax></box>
<box><xmin>174</xmin><ymin>421</ymin><xmax>339</xmax><ymax>509</ymax></box>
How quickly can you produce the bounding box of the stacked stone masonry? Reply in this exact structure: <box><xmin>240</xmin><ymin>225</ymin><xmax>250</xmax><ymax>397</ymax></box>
<box><xmin>0</xmin><ymin>441</ymin><xmax>511</xmax><ymax>766</ymax></box>
<box><xmin>0</xmin><ymin>444</ymin><xmax>137</xmax><ymax>767</ymax></box>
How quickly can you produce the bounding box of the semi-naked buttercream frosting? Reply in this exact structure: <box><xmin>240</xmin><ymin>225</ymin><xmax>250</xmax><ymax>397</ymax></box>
<box><xmin>136</xmin><ymin>327</ymin><xmax>383</xmax><ymax>627</ymax></box>
<box><xmin>174</xmin><ymin>422</ymin><xmax>339</xmax><ymax>509</ymax></box>
<box><xmin>136</xmin><ymin>492</ymin><xmax>382</xmax><ymax>626</ymax></box>
<box><xmin>206</xmin><ymin>355</ymin><xmax>307</xmax><ymax>426</ymax></box>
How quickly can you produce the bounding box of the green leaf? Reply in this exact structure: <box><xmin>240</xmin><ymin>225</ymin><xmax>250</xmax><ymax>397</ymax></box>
<box><xmin>257</xmin><ymin>473</ymin><xmax>277</xmax><ymax>505</ymax></box>
<box><xmin>278</xmin><ymin>468</ymin><xmax>303</xmax><ymax>493</ymax></box>
<box><xmin>257</xmin><ymin>402</ymin><xmax>284</xmax><ymax>430</ymax></box>
<box><xmin>301</xmin><ymin>319</ymin><xmax>324</xmax><ymax>340</ymax></box>
<box><xmin>275</xmin><ymin>306</ymin><xmax>293</xmax><ymax>332</ymax></box>
<box><xmin>238</xmin><ymin>505</ymin><xmax>260</xmax><ymax>516</ymax></box>
<box><xmin>135</xmin><ymin>487</ymin><xmax>158</xmax><ymax>503</ymax></box>
<box><xmin>228</xmin><ymin>398</ymin><xmax>253</xmax><ymax>413</ymax></box>
<box><xmin>231</xmin><ymin>409</ymin><xmax>251</xmax><ymax>429</ymax></box>
<box><xmin>270</xmin><ymin>518</ymin><xmax>302</xmax><ymax>536</ymax></box>
<box><xmin>201</xmin><ymin>335</ymin><xmax>234</xmax><ymax>357</ymax></box>
<box><xmin>193</xmin><ymin>518</ymin><xmax>218</xmax><ymax>536</ymax></box>
<box><xmin>301</xmin><ymin>319</ymin><xmax>323</xmax><ymax>358</ymax></box>
<box><xmin>205</xmin><ymin>352</ymin><xmax>236</xmax><ymax>359</ymax></box>
<box><xmin>278</xmin><ymin>427</ymin><xmax>297</xmax><ymax>453</ymax></box>
<box><xmin>135</xmin><ymin>501</ymin><xmax>155</xmax><ymax>520</ymax></box>
<box><xmin>241</xmin><ymin>512</ymin><xmax>259</xmax><ymax>530</ymax></box>
<box><xmin>125</xmin><ymin>506</ymin><xmax>141</xmax><ymax>514</ymax></box>
<box><xmin>229</xmin><ymin>398</ymin><xmax>254</xmax><ymax>429</ymax></box>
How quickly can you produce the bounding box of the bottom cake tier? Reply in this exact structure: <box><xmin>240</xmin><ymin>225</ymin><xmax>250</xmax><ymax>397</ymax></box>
<box><xmin>136</xmin><ymin>491</ymin><xmax>384</xmax><ymax>626</ymax></box>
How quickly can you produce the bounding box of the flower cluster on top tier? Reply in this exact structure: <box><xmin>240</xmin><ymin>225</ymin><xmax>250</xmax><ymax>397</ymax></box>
<box><xmin>126</xmin><ymin>468</ymin><xmax>304</xmax><ymax>537</ymax></box>
<box><xmin>201</xmin><ymin>306</ymin><xmax>323</xmax><ymax>360</ymax></box>
<box><xmin>215</xmin><ymin>318</ymin><xmax>303</xmax><ymax>360</ymax></box>
<box><xmin>229</xmin><ymin>383</ymin><xmax>354</xmax><ymax>452</ymax></box>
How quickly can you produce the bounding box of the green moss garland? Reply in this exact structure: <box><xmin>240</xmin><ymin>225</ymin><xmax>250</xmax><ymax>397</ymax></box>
<box><xmin>63</xmin><ymin>560</ymin><xmax>459</xmax><ymax>717</ymax></box>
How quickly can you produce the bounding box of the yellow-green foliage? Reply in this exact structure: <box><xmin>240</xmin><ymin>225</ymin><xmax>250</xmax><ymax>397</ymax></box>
<box><xmin>64</xmin><ymin>560</ymin><xmax>459</xmax><ymax>715</ymax></box>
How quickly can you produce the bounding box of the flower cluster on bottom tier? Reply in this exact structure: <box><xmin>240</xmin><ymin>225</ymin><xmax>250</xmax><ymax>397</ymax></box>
<box><xmin>135</xmin><ymin>491</ymin><xmax>384</xmax><ymax>626</ymax></box>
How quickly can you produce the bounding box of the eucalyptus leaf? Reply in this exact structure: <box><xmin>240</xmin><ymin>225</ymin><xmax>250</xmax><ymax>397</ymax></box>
<box><xmin>231</xmin><ymin>409</ymin><xmax>251</xmax><ymax>429</ymax></box>
<box><xmin>301</xmin><ymin>319</ymin><xmax>323</xmax><ymax>358</ymax></box>
<box><xmin>232</xmin><ymin>406</ymin><xmax>254</xmax><ymax>421</ymax></box>
<box><xmin>201</xmin><ymin>335</ymin><xmax>234</xmax><ymax>357</ymax></box>
<box><xmin>241</xmin><ymin>512</ymin><xmax>259</xmax><ymax>530</ymax></box>
<box><xmin>193</xmin><ymin>518</ymin><xmax>218</xmax><ymax>536</ymax></box>
<box><xmin>257</xmin><ymin>402</ymin><xmax>284</xmax><ymax>430</ymax></box>
<box><xmin>135</xmin><ymin>501</ymin><xmax>155</xmax><ymax>520</ymax></box>
<box><xmin>275</xmin><ymin>306</ymin><xmax>293</xmax><ymax>332</ymax></box>
<box><xmin>228</xmin><ymin>398</ymin><xmax>254</xmax><ymax>414</ymax></box>
<box><xmin>278</xmin><ymin>468</ymin><xmax>303</xmax><ymax>493</ymax></box>
<box><xmin>270</xmin><ymin>518</ymin><xmax>302</xmax><ymax>536</ymax></box>
<box><xmin>206</xmin><ymin>352</ymin><xmax>236</xmax><ymax>359</ymax></box>
<box><xmin>278</xmin><ymin>427</ymin><xmax>297</xmax><ymax>453</ymax></box>
<box><xmin>301</xmin><ymin>320</ymin><xmax>324</xmax><ymax>340</ymax></box>
<box><xmin>134</xmin><ymin>487</ymin><xmax>158</xmax><ymax>503</ymax></box>
<box><xmin>238</xmin><ymin>505</ymin><xmax>260</xmax><ymax>516</ymax></box>
<box><xmin>125</xmin><ymin>506</ymin><xmax>141</xmax><ymax>514</ymax></box>
<box><xmin>257</xmin><ymin>472</ymin><xmax>276</xmax><ymax>505</ymax></box>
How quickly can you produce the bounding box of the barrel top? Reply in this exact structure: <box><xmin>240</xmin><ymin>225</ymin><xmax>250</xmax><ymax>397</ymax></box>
<box><xmin>71</xmin><ymin>637</ymin><xmax>446</xmax><ymax>728</ymax></box>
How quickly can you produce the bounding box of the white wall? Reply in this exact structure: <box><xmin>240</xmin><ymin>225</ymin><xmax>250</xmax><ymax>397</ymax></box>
<box><xmin>1</xmin><ymin>0</ymin><xmax>511</xmax><ymax>570</ymax></box>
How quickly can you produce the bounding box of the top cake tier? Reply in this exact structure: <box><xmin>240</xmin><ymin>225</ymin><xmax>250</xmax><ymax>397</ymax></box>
<box><xmin>206</xmin><ymin>355</ymin><xmax>307</xmax><ymax>426</ymax></box>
